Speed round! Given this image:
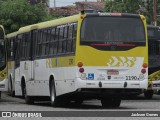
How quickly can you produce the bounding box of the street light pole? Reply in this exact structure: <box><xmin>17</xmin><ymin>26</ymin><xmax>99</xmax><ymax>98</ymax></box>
<box><xmin>54</xmin><ymin>0</ymin><xmax>56</xmax><ymax>8</ymax></box>
<box><xmin>153</xmin><ymin>0</ymin><xmax>157</xmax><ymax>26</ymax></box>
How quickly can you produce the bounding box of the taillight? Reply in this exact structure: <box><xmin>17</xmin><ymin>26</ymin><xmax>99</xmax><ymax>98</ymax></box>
<box><xmin>142</xmin><ymin>63</ymin><xmax>148</xmax><ymax>68</ymax></box>
<box><xmin>79</xmin><ymin>68</ymin><xmax>84</xmax><ymax>73</ymax></box>
<box><xmin>78</xmin><ymin>62</ymin><xmax>84</xmax><ymax>73</ymax></box>
<box><xmin>78</xmin><ymin>62</ymin><xmax>83</xmax><ymax>67</ymax></box>
<box><xmin>141</xmin><ymin>63</ymin><xmax>147</xmax><ymax>74</ymax></box>
<box><xmin>141</xmin><ymin>69</ymin><xmax>146</xmax><ymax>74</ymax></box>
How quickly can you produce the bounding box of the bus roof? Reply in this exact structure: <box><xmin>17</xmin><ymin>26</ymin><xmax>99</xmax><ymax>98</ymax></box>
<box><xmin>17</xmin><ymin>14</ymin><xmax>79</xmax><ymax>35</ymax></box>
<box><xmin>8</xmin><ymin>12</ymin><xmax>145</xmax><ymax>36</ymax></box>
<box><xmin>6</xmin><ymin>31</ymin><xmax>18</xmax><ymax>38</ymax></box>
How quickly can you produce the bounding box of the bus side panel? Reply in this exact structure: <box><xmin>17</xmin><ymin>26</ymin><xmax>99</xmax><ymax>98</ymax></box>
<box><xmin>26</xmin><ymin>59</ymin><xmax>50</xmax><ymax>96</ymax></box>
<box><xmin>25</xmin><ymin>58</ymin><xmax>76</xmax><ymax>96</ymax></box>
<box><xmin>14</xmin><ymin>67</ymin><xmax>22</xmax><ymax>96</ymax></box>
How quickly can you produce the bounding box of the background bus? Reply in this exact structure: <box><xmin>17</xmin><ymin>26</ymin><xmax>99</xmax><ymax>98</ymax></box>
<box><xmin>7</xmin><ymin>12</ymin><xmax>148</xmax><ymax>108</ymax></box>
<box><xmin>145</xmin><ymin>25</ymin><xmax>160</xmax><ymax>98</ymax></box>
<box><xmin>7</xmin><ymin>32</ymin><xmax>17</xmax><ymax>97</ymax></box>
<box><xmin>0</xmin><ymin>25</ymin><xmax>8</xmax><ymax>98</ymax></box>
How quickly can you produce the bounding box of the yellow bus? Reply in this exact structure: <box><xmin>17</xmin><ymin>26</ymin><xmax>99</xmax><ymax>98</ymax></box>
<box><xmin>0</xmin><ymin>25</ymin><xmax>8</xmax><ymax>97</ymax></box>
<box><xmin>7</xmin><ymin>12</ymin><xmax>148</xmax><ymax>107</ymax></box>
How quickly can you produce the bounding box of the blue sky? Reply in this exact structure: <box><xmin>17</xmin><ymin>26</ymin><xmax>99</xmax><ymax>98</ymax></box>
<box><xmin>50</xmin><ymin>0</ymin><xmax>98</xmax><ymax>7</ymax></box>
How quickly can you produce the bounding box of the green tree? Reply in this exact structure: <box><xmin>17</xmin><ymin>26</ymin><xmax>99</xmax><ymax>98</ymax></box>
<box><xmin>0</xmin><ymin>0</ymin><xmax>59</xmax><ymax>33</ymax></box>
<box><xmin>105</xmin><ymin>0</ymin><xmax>144</xmax><ymax>13</ymax></box>
<box><xmin>104</xmin><ymin>0</ymin><xmax>160</xmax><ymax>25</ymax></box>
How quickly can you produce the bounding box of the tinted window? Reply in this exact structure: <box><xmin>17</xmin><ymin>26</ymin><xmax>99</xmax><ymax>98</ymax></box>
<box><xmin>148</xmin><ymin>27</ymin><xmax>160</xmax><ymax>40</ymax></box>
<box><xmin>81</xmin><ymin>17</ymin><xmax>145</xmax><ymax>43</ymax></box>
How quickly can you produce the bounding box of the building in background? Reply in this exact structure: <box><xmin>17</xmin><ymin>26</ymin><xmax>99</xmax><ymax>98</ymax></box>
<box><xmin>28</xmin><ymin>0</ymin><xmax>105</xmax><ymax>16</ymax></box>
<box><xmin>51</xmin><ymin>1</ymin><xmax>105</xmax><ymax>16</ymax></box>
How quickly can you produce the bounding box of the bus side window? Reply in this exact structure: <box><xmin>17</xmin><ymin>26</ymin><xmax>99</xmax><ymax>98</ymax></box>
<box><xmin>45</xmin><ymin>28</ymin><xmax>51</xmax><ymax>55</ymax></box>
<box><xmin>49</xmin><ymin>28</ymin><xmax>55</xmax><ymax>55</ymax></box>
<box><xmin>72</xmin><ymin>24</ymin><xmax>77</xmax><ymax>52</ymax></box>
<box><xmin>67</xmin><ymin>25</ymin><xmax>73</xmax><ymax>53</ymax></box>
<box><xmin>32</xmin><ymin>30</ymin><xmax>38</xmax><ymax>59</ymax></box>
<box><xmin>56</xmin><ymin>28</ymin><xmax>60</xmax><ymax>55</ymax></box>
<box><xmin>63</xmin><ymin>26</ymin><xmax>68</xmax><ymax>53</ymax></box>
<box><xmin>41</xmin><ymin>29</ymin><xmax>47</xmax><ymax>56</ymax></box>
<box><xmin>25</xmin><ymin>33</ymin><xmax>30</xmax><ymax>60</ymax></box>
<box><xmin>36</xmin><ymin>30</ymin><xmax>43</xmax><ymax>57</ymax></box>
<box><xmin>58</xmin><ymin>27</ymin><xmax>64</xmax><ymax>54</ymax></box>
<box><xmin>7</xmin><ymin>38</ymin><xmax>11</xmax><ymax>60</ymax></box>
<box><xmin>67</xmin><ymin>23</ymin><xmax>77</xmax><ymax>53</ymax></box>
<box><xmin>17</xmin><ymin>35</ymin><xmax>23</xmax><ymax>60</ymax></box>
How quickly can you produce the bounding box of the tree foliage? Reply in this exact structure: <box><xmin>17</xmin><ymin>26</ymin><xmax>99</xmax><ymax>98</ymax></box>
<box><xmin>0</xmin><ymin>0</ymin><xmax>59</xmax><ymax>33</ymax></box>
<box><xmin>104</xmin><ymin>0</ymin><xmax>160</xmax><ymax>25</ymax></box>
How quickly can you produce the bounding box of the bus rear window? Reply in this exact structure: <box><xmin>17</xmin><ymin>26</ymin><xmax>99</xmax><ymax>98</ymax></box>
<box><xmin>80</xmin><ymin>16</ymin><xmax>146</xmax><ymax>48</ymax></box>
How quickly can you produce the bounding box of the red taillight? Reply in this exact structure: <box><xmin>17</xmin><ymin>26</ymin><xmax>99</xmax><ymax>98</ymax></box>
<box><xmin>78</xmin><ymin>62</ymin><xmax>83</xmax><ymax>67</ymax></box>
<box><xmin>142</xmin><ymin>63</ymin><xmax>148</xmax><ymax>68</ymax></box>
<box><xmin>141</xmin><ymin>69</ymin><xmax>146</xmax><ymax>74</ymax></box>
<box><xmin>79</xmin><ymin>68</ymin><xmax>84</xmax><ymax>73</ymax></box>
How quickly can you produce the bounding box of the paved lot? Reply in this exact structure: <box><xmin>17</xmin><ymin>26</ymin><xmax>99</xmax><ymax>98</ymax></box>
<box><xmin>0</xmin><ymin>92</ymin><xmax>160</xmax><ymax>119</ymax></box>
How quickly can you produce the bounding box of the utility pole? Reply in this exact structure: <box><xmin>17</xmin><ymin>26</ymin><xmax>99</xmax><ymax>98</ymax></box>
<box><xmin>54</xmin><ymin>0</ymin><xmax>56</xmax><ymax>8</ymax></box>
<box><xmin>153</xmin><ymin>0</ymin><xmax>157</xmax><ymax>26</ymax></box>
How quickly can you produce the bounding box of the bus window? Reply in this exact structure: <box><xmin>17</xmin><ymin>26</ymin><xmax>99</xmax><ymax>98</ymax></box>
<box><xmin>0</xmin><ymin>38</ymin><xmax>5</xmax><ymax>67</ymax></box>
<box><xmin>0</xmin><ymin>25</ymin><xmax>8</xmax><ymax>92</ymax></box>
<box><xmin>81</xmin><ymin>16</ymin><xmax>146</xmax><ymax>51</ymax></box>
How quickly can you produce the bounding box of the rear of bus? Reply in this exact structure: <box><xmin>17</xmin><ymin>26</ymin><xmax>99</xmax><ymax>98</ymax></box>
<box><xmin>75</xmin><ymin>13</ymin><xmax>148</xmax><ymax>98</ymax></box>
<box><xmin>0</xmin><ymin>25</ymin><xmax>7</xmax><ymax>92</ymax></box>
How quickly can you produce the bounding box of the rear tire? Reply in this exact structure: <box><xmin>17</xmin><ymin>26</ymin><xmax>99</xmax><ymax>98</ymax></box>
<box><xmin>50</xmin><ymin>79</ymin><xmax>59</xmax><ymax>107</ymax></box>
<box><xmin>144</xmin><ymin>90</ymin><xmax>153</xmax><ymax>99</ymax></box>
<box><xmin>8</xmin><ymin>76</ymin><xmax>15</xmax><ymax>97</ymax></box>
<box><xmin>22</xmin><ymin>80</ymin><xmax>34</xmax><ymax>104</ymax></box>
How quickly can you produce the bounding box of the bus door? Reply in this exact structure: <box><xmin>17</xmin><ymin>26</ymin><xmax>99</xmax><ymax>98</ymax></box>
<box><xmin>14</xmin><ymin>35</ymin><xmax>21</xmax><ymax>95</ymax></box>
<box><xmin>22</xmin><ymin>32</ymin><xmax>32</xmax><ymax>82</ymax></box>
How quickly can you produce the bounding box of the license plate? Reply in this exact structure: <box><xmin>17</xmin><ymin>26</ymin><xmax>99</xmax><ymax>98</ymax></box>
<box><xmin>107</xmin><ymin>70</ymin><xmax>119</xmax><ymax>75</ymax></box>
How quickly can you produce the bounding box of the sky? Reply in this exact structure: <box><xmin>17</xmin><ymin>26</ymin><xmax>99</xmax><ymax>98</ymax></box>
<box><xmin>49</xmin><ymin>0</ymin><xmax>98</xmax><ymax>7</ymax></box>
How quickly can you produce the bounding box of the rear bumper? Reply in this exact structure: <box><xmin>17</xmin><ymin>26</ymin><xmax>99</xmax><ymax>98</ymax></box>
<box><xmin>75</xmin><ymin>78</ymin><xmax>148</xmax><ymax>90</ymax></box>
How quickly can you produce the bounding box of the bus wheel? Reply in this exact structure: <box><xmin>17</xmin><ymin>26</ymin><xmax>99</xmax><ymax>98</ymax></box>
<box><xmin>50</xmin><ymin>80</ymin><xmax>59</xmax><ymax>107</ymax></box>
<box><xmin>9</xmin><ymin>76</ymin><xmax>15</xmax><ymax>97</ymax></box>
<box><xmin>144</xmin><ymin>90</ymin><xmax>153</xmax><ymax>99</ymax></box>
<box><xmin>22</xmin><ymin>81</ymin><xmax>34</xmax><ymax>104</ymax></box>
